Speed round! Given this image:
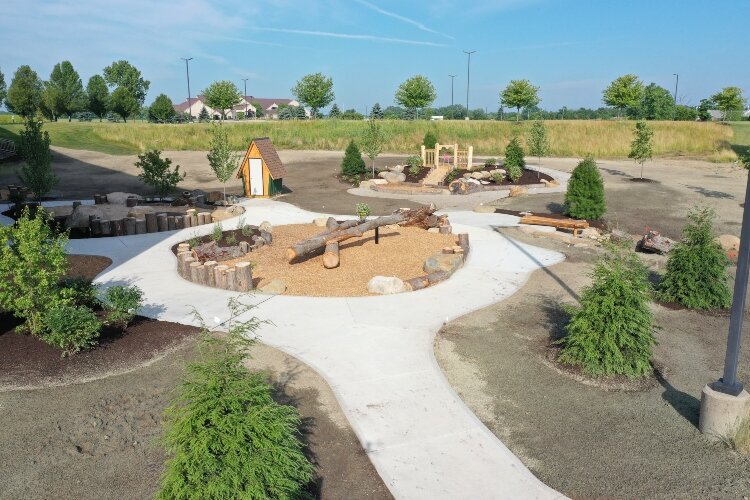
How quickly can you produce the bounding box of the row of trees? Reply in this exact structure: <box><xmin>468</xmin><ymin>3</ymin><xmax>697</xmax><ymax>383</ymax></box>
<box><xmin>1</xmin><ymin>61</ymin><xmax>150</xmax><ymax>122</ymax></box>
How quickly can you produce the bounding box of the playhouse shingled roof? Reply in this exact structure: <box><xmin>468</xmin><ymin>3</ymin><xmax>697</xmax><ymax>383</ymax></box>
<box><xmin>252</xmin><ymin>137</ymin><xmax>287</xmax><ymax>179</ymax></box>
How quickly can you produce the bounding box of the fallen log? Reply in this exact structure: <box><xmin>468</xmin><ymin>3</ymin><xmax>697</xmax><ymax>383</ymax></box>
<box><xmin>287</xmin><ymin>205</ymin><xmax>437</xmax><ymax>263</ymax></box>
<box><xmin>323</xmin><ymin>242</ymin><xmax>340</xmax><ymax>269</ymax></box>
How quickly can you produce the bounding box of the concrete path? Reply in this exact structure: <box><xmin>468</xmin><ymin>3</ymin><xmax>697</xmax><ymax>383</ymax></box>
<box><xmin>3</xmin><ymin>199</ymin><xmax>566</xmax><ymax>499</ymax></box>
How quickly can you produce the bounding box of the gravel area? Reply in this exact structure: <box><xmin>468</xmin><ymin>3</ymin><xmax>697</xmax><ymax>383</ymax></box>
<box><xmin>221</xmin><ymin>223</ymin><xmax>457</xmax><ymax>296</ymax></box>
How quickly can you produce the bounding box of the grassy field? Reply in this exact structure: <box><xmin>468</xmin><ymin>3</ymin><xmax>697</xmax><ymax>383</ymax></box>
<box><xmin>0</xmin><ymin>119</ymin><xmax>742</xmax><ymax>160</ymax></box>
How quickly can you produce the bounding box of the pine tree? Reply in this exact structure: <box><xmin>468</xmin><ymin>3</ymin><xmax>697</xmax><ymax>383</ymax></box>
<box><xmin>198</xmin><ymin>107</ymin><xmax>210</xmax><ymax>122</ymax></box>
<box><xmin>423</xmin><ymin>130</ymin><xmax>438</xmax><ymax>149</ymax></box>
<box><xmin>557</xmin><ymin>245</ymin><xmax>656</xmax><ymax>378</ymax></box>
<box><xmin>18</xmin><ymin>119</ymin><xmax>57</xmax><ymax>199</ymax></box>
<box><xmin>504</xmin><ymin>137</ymin><xmax>525</xmax><ymax>183</ymax></box>
<box><xmin>340</xmin><ymin>140</ymin><xmax>366</xmax><ymax>178</ymax></box>
<box><xmin>371</xmin><ymin>102</ymin><xmax>383</xmax><ymax>119</ymax></box>
<box><xmin>296</xmin><ymin>105</ymin><xmax>307</xmax><ymax>119</ymax></box>
<box><xmin>564</xmin><ymin>156</ymin><xmax>606</xmax><ymax>220</ymax></box>
<box><xmin>329</xmin><ymin>103</ymin><xmax>341</xmax><ymax>118</ymax></box>
<box><xmin>658</xmin><ymin>206</ymin><xmax>731</xmax><ymax>309</ymax></box>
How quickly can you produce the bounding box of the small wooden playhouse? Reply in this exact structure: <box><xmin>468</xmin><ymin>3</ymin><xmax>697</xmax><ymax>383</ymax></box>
<box><xmin>237</xmin><ymin>137</ymin><xmax>287</xmax><ymax>197</ymax></box>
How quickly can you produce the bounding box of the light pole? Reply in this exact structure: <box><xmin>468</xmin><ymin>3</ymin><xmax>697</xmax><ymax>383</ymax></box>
<box><xmin>449</xmin><ymin>74</ymin><xmax>456</xmax><ymax>119</ymax></box>
<box><xmin>463</xmin><ymin>50</ymin><xmax>475</xmax><ymax>119</ymax></box>
<box><xmin>241</xmin><ymin>78</ymin><xmax>249</xmax><ymax>119</ymax></box>
<box><xmin>672</xmin><ymin>73</ymin><xmax>679</xmax><ymax>120</ymax></box>
<box><xmin>181</xmin><ymin>57</ymin><xmax>193</xmax><ymax>121</ymax></box>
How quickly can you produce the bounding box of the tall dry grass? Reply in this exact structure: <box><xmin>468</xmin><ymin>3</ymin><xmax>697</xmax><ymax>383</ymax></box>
<box><xmin>3</xmin><ymin>119</ymin><xmax>737</xmax><ymax>160</ymax></box>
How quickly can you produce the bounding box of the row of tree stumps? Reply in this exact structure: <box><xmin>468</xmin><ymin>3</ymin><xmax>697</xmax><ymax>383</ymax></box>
<box><xmin>176</xmin><ymin>242</ymin><xmax>254</xmax><ymax>292</ymax></box>
<box><xmin>88</xmin><ymin>209</ymin><xmax>214</xmax><ymax>237</ymax></box>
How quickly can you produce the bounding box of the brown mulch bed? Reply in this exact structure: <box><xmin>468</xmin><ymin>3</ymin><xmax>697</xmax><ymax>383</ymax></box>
<box><xmin>403</xmin><ymin>166</ymin><xmax>431</xmax><ymax>183</ymax></box>
<box><xmin>494</xmin><ymin>208</ymin><xmax>609</xmax><ymax>232</ymax></box>
<box><xmin>443</xmin><ymin>167</ymin><xmax>553</xmax><ymax>186</ymax></box>
<box><xmin>68</xmin><ymin>254</ymin><xmax>113</xmax><ymax>280</ymax></box>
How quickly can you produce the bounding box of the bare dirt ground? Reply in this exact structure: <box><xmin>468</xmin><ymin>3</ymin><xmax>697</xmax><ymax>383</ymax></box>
<box><xmin>436</xmin><ymin>230</ymin><xmax>750</xmax><ymax>498</ymax></box>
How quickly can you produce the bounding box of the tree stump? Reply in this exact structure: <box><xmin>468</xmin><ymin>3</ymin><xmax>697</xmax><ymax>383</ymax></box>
<box><xmin>191</xmin><ymin>213</ymin><xmax>199</xmax><ymax>227</ymax></box>
<box><xmin>235</xmin><ymin>262</ymin><xmax>253</xmax><ymax>291</ymax></box>
<box><xmin>124</xmin><ymin>217</ymin><xmax>136</xmax><ymax>235</ymax></box>
<box><xmin>145</xmin><ymin>213</ymin><xmax>158</xmax><ymax>233</ymax></box>
<box><xmin>214</xmin><ymin>265</ymin><xmax>229</xmax><ymax>289</ymax></box>
<box><xmin>323</xmin><ymin>242</ymin><xmax>340</xmax><ymax>269</ymax></box>
<box><xmin>156</xmin><ymin>213</ymin><xmax>168</xmax><ymax>232</ymax></box>
<box><xmin>177</xmin><ymin>243</ymin><xmax>190</xmax><ymax>254</ymax></box>
<box><xmin>135</xmin><ymin>219</ymin><xmax>147</xmax><ymax>234</ymax></box>
<box><xmin>167</xmin><ymin>216</ymin><xmax>176</xmax><ymax>231</ymax></box>
<box><xmin>183</xmin><ymin>214</ymin><xmax>192</xmax><ymax>228</ymax></box>
<box><xmin>204</xmin><ymin>261</ymin><xmax>217</xmax><ymax>287</ymax></box>
<box><xmin>225</xmin><ymin>268</ymin><xmax>237</xmax><ymax>291</ymax></box>
<box><xmin>175</xmin><ymin>216</ymin><xmax>184</xmax><ymax>230</ymax></box>
<box><xmin>90</xmin><ymin>218</ymin><xmax>102</xmax><ymax>236</ymax></box>
<box><xmin>197</xmin><ymin>213</ymin><xmax>207</xmax><ymax>225</ymax></box>
<box><xmin>189</xmin><ymin>262</ymin><xmax>202</xmax><ymax>283</ymax></box>
<box><xmin>100</xmin><ymin>219</ymin><xmax>111</xmax><ymax>236</ymax></box>
<box><xmin>126</xmin><ymin>197</ymin><xmax>138</xmax><ymax>208</ymax></box>
<box><xmin>181</xmin><ymin>256</ymin><xmax>196</xmax><ymax>278</ymax></box>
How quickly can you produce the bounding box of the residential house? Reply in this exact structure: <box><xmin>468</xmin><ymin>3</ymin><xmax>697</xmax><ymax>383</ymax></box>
<box><xmin>174</xmin><ymin>95</ymin><xmax>308</xmax><ymax>120</ymax></box>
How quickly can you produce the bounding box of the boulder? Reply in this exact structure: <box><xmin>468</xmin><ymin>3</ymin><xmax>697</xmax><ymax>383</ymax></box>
<box><xmin>367</xmin><ymin>276</ymin><xmax>406</xmax><ymax>295</ymax></box>
<box><xmin>610</xmin><ymin>228</ymin><xmax>631</xmax><ymax>243</ymax></box>
<box><xmin>580</xmin><ymin>227</ymin><xmax>602</xmax><ymax>239</ymax></box>
<box><xmin>211</xmin><ymin>205</ymin><xmax>244</xmax><ymax>222</ymax></box>
<box><xmin>465</xmin><ymin>178</ymin><xmax>481</xmax><ymax>185</ymax></box>
<box><xmin>427</xmin><ymin>227</ymin><xmax>440</xmax><ymax>233</ymax></box>
<box><xmin>206</xmin><ymin>191</ymin><xmax>224</xmax><ymax>203</ymax></box>
<box><xmin>423</xmin><ymin>253</ymin><xmax>464</xmax><ymax>275</ymax></box>
<box><xmin>259</xmin><ymin>221</ymin><xmax>273</xmax><ymax>233</ymax></box>
<box><xmin>470</xmin><ymin>172</ymin><xmax>484</xmax><ymax>180</ymax></box>
<box><xmin>715</xmin><ymin>234</ymin><xmax>740</xmax><ymax>252</ymax></box>
<box><xmin>371</xmin><ymin>179</ymin><xmax>388</xmax><ymax>185</ymax></box>
<box><xmin>258</xmin><ymin>278</ymin><xmax>286</xmax><ymax>295</ymax></box>
<box><xmin>508</xmin><ymin>186</ymin><xmax>528</xmax><ymax>197</ymax></box>
<box><xmin>491</xmin><ymin>169</ymin><xmax>506</xmax><ymax>176</ymax></box>
<box><xmin>106</xmin><ymin>192</ymin><xmax>142</xmax><ymax>205</ymax></box>
<box><xmin>359</xmin><ymin>180</ymin><xmax>374</xmax><ymax>189</ymax></box>
<box><xmin>541</xmin><ymin>179</ymin><xmax>560</xmax><ymax>187</ymax></box>
<box><xmin>479</xmin><ymin>171</ymin><xmax>492</xmax><ymax>180</ymax></box>
<box><xmin>389</xmin><ymin>165</ymin><xmax>405</xmax><ymax>173</ymax></box>
<box><xmin>638</xmin><ymin>230</ymin><xmax>674</xmax><ymax>254</ymax></box>
<box><xmin>380</xmin><ymin>171</ymin><xmax>406</xmax><ymax>183</ymax></box>
<box><xmin>480</xmin><ymin>180</ymin><xmax>490</xmax><ymax>185</ymax></box>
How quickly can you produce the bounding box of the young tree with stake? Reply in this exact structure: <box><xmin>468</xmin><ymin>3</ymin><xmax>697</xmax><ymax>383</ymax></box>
<box><xmin>527</xmin><ymin>120</ymin><xmax>549</xmax><ymax>178</ymax></box>
<box><xmin>628</xmin><ymin>120</ymin><xmax>653</xmax><ymax>180</ymax></box>
<box><xmin>360</xmin><ymin>119</ymin><xmax>387</xmax><ymax>178</ymax></box>
<box><xmin>206</xmin><ymin>125</ymin><xmax>241</xmax><ymax>200</ymax></box>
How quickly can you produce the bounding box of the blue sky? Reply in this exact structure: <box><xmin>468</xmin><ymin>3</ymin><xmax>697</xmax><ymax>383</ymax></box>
<box><xmin>2</xmin><ymin>0</ymin><xmax>748</xmax><ymax>112</ymax></box>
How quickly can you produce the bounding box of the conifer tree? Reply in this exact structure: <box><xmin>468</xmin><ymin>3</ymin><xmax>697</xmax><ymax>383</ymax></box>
<box><xmin>18</xmin><ymin>119</ymin><xmax>57</xmax><ymax>199</ymax></box>
<box><xmin>340</xmin><ymin>140</ymin><xmax>366</xmax><ymax>178</ymax></box>
<box><xmin>371</xmin><ymin>102</ymin><xmax>383</xmax><ymax>119</ymax></box>
<box><xmin>328</xmin><ymin>103</ymin><xmax>341</xmax><ymax>118</ymax></box>
<box><xmin>564</xmin><ymin>156</ymin><xmax>606</xmax><ymax>220</ymax></box>
<box><xmin>504</xmin><ymin>137</ymin><xmax>525</xmax><ymax>182</ymax></box>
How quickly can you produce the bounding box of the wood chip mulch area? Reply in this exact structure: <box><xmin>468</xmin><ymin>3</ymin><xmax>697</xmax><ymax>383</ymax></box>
<box><xmin>221</xmin><ymin>223</ymin><xmax>458</xmax><ymax>297</ymax></box>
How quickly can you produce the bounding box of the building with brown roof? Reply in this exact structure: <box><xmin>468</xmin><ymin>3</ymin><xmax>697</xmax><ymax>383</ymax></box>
<box><xmin>174</xmin><ymin>95</ymin><xmax>307</xmax><ymax>120</ymax></box>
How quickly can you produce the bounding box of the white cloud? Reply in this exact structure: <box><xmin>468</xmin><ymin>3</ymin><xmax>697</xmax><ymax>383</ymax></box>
<box><xmin>353</xmin><ymin>0</ymin><xmax>454</xmax><ymax>40</ymax></box>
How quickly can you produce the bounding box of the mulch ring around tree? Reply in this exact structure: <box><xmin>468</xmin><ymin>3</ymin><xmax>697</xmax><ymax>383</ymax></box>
<box><xmin>493</xmin><ymin>208</ymin><xmax>609</xmax><ymax>232</ymax></box>
<box><xmin>628</xmin><ymin>178</ymin><xmax>659</xmax><ymax>183</ymax></box>
<box><xmin>443</xmin><ymin>167</ymin><xmax>554</xmax><ymax>186</ymax></box>
<box><xmin>0</xmin><ymin>254</ymin><xmax>199</xmax><ymax>390</ymax></box>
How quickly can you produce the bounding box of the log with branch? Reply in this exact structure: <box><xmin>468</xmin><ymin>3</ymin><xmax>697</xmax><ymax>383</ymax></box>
<box><xmin>288</xmin><ymin>205</ymin><xmax>439</xmax><ymax>263</ymax></box>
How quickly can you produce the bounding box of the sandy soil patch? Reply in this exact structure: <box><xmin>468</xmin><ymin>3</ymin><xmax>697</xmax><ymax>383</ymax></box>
<box><xmin>221</xmin><ymin>223</ymin><xmax>457</xmax><ymax>296</ymax></box>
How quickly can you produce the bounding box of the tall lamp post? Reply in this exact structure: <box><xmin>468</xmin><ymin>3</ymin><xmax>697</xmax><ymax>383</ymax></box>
<box><xmin>241</xmin><ymin>78</ymin><xmax>249</xmax><ymax>119</ymax></box>
<box><xmin>449</xmin><ymin>74</ymin><xmax>456</xmax><ymax>119</ymax></box>
<box><xmin>463</xmin><ymin>50</ymin><xmax>475</xmax><ymax>119</ymax></box>
<box><xmin>180</xmin><ymin>57</ymin><xmax>193</xmax><ymax>121</ymax></box>
<box><xmin>672</xmin><ymin>73</ymin><xmax>679</xmax><ymax>120</ymax></box>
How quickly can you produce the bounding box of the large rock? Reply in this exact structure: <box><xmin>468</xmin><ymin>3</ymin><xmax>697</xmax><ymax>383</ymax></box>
<box><xmin>371</xmin><ymin>178</ymin><xmax>388</xmax><ymax>185</ymax></box>
<box><xmin>423</xmin><ymin>253</ymin><xmax>463</xmax><ymax>275</ymax></box>
<box><xmin>379</xmin><ymin>171</ymin><xmax>406</xmax><ymax>183</ymax></box>
<box><xmin>508</xmin><ymin>186</ymin><xmax>528</xmax><ymax>197</ymax></box>
<box><xmin>259</xmin><ymin>221</ymin><xmax>273</xmax><ymax>233</ymax></box>
<box><xmin>715</xmin><ymin>234</ymin><xmax>740</xmax><ymax>252</ymax></box>
<box><xmin>106</xmin><ymin>192</ymin><xmax>142</xmax><ymax>205</ymax></box>
<box><xmin>389</xmin><ymin>165</ymin><xmax>405</xmax><ymax>173</ymax></box>
<box><xmin>258</xmin><ymin>278</ymin><xmax>286</xmax><ymax>295</ymax></box>
<box><xmin>367</xmin><ymin>276</ymin><xmax>406</xmax><ymax>295</ymax></box>
<box><xmin>211</xmin><ymin>205</ymin><xmax>244</xmax><ymax>222</ymax></box>
<box><xmin>206</xmin><ymin>191</ymin><xmax>224</xmax><ymax>203</ymax></box>
<box><xmin>581</xmin><ymin>227</ymin><xmax>602</xmax><ymax>240</ymax></box>
<box><xmin>359</xmin><ymin>180</ymin><xmax>374</xmax><ymax>189</ymax></box>
<box><xmin>638</xmin><ymin>230</ymin><xmax>674</xmax><ymax>254</ymax></box>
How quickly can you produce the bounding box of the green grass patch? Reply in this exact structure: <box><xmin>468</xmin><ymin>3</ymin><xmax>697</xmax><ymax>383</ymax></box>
<box><xmin>0</xmin><ymin>119</ymin><xmax>738</xmax><ymax>160</ymax></box>
<box><xmin>729</xmin><ymin>121</ymin><xmax>750</xmax><ymax>157</ymax></box>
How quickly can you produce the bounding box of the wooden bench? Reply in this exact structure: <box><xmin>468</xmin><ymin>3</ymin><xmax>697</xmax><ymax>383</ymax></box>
<box><xmin>519</xmin><ymin>215</ymin><xmax>589</xmax><ymax>237</ymax></box>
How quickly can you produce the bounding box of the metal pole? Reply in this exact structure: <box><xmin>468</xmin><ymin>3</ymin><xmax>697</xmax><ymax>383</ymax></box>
<box><xmin>181</xmin><ymin>57</ymin><xmax>193</xmax><ymax>120</ymax></box>
<box><xmin>449</xmin><ymin>74</ymin><xmax>456</xmax><ymax>119</ymax></box>
<box><xmin>242</xmin><ymin>78</ymin><xmax>249</xmax><ymax>119</ymax></box>
<box><xmin>463</xmin><ymin>50</ymin><xmax>475</xmax><ymax>118</ymax></box>
<box><xmin>714</xmin><ymin>171</ymin><xmax>750</xmax><ymax>396</ymax></box>
<box><xmin>673</xmin><ymin>73</ymin><xmax>679</xmax><ymax>120</ymax></box>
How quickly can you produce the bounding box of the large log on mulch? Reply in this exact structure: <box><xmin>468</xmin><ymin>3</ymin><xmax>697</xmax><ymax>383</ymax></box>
<box><xmin>287</xmin><ymin>205</ymin><xmax>439</xmax><ymax>263</ymax></box>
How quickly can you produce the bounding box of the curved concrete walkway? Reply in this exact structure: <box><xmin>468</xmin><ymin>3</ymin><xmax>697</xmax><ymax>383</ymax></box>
<box><xmin>5</xmin><ymin>199</ymin><xmax>566</xmax><ymax>499</ymax></box>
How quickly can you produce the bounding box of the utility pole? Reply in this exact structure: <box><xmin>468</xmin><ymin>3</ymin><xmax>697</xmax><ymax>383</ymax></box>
<box><xmin>449</xmin><ymin>74</ymin><xmax>456</xmax><ymax>119</ymax></box>
<box><xmin>241</xmin><ymin>78</ymin><xmax>249</xmax><ymax>119</ymax></box>
<box><xmin>463</xmin><ymin>50</ymin><xmax>475</xmax><ymax>119</ymax></box>
<box><xmin>672</xmin><ymin>73</ymin><xmax>679</xmax><ymax>120</ymax></box>
<box><xmin>180</xmin><ymin>57</ymin><xmax>193</xmax><ymax>121</ymax></box>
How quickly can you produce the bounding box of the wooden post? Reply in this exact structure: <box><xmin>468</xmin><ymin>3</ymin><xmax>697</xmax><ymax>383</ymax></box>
<box><xmin>375</xmin><ymin>226</ymin><xmax>379</xmax><ymax>244</ymax></box>
<box><xmin>167</xmin><ymin>216</ymin><xmax>176</xmax><ymax>231</ymax></box>
<box><xmin>189</xmin><ymin>262</ymin><xmax>202</xmax><ymax>283</ymax></box>
<box><xmin>225</xmin><ymin>268</ymin><xmax>237</xmax><ymax>291</ymax></box>
<box><xmin>439</xmin><ymin>225</ymin><xmax>452</xmax><ymax>234</ymax></box>
<box><xmin>100</xmin><ymin>219</ymin><xmax>111</xmax><ymax>236</ymax></box>
<box><xmin>467</xmin><ymin>145</ymin><xmax>473</xmax><ymax>169</ymax></box>
<box><xmin>420</xmin><ymin>145</ymin><xmax>426</xmax><ymax>166</ymax></box>
<box><xmin>183</xmin><ymin>214</ymin><xmax>192</xmax><ymax>228</ymax></box>
<box><xmin>124</xmin><ymin>217</ymin><xmax>136</xmax><ymax>235</ymax></box>
<box><xmin>191</xmin><ymin>213</ymin><xmax>199</xmax><ymax>227</ymax></box>
<box><xmin>201</xmin><ymin>212</ymin><xmax>212</xmax><ymax>224</ymax></box>
<box><xmin>175</xmin><ymin>216</ymin><xmax>184</xmax><ymax>230</ymax></box>
<box><xmin>90</xmin><ymin>217</ymin><xmax>102</xmax><ymax>236</ymax></box>
<box><xmin>177</xmin><ymin>251</ymin><xmax>191</xmax><ymax>276</ymax></box>
<box><xmin>112</xmin><ymin>219</ymin><xmax>125</xmax><ymax>236</ymax></box>
<box><xmin>126</xmin><ymin>197</ymin><xmax>138</xmax><ymax>207</ymax></box>
<box><xmin>204</xmin><ymin>261</ymin><xmax>217</xmax><ymax>287</ymax></box>
<box><xmin>177</xmin><ymin>243</ymin><xmax>190</xmax><ymax>254</ymax></box>
<box><xmin>214</xmin><ymin>265</ymin><xmax>229</xmax><ymax>289</ymax></box>
<box><xmin>157</xmin><ymin>213</ymin><xmax>168</xmax><ymax>232</ymax></box>
<box><xmin>453</xmin><ymin>144</ymin><xmax>458</xmax><ymax>168</ymax></box>
<box><xmin>145</xmin><ymin>213</ymin><xmax>158</xmax><ymax>233</ymax></box>
<box><xmin>434</xmin><ymin>143</ymin><xmax>439</xmax><ymax>167</ymax></box>
<box><xmin>323</xmin><ymin>242</ymin><xmax>340</xmax><ymax>269</ymax></box>
<box><xmin>458</xmin><ymin>233</ymin><xmax>469</xmax><ymax>251</ymax></box>
<box><xmin>94</xmin><ymin>194</ymin><xmax>104</xmax><ymax>205</ymax></box>
<box><xmin>135</xmin><ymin>219</ymin><xmax>147</xmax><ymax>234</ymax></box>
<box><xmin>181</xmin><ymin>256</ymin><xmax>196</xmax><ymax>278</ymax></box>
<box><xmin>235</xmin><ymin>262</ymin><xmax>253</xmax><ymax>291</ymax></box>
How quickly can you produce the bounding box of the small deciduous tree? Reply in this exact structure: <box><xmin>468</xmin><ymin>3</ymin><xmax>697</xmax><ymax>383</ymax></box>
<box><xmin>103</xmin><ymin>60</ymin><xmax>150</xmax><ymax>107</ymax></box>
<box><xmin>18</xmin><ymin>119</ymin><xmax>57</xmax><ymax>199</ymax></box>
<box><xmin>395</xmin><ymin>75</ymin><xmax>436</xmax><ymax>119</ymax></box>
<box><xmin>290</xmin><ymin>72</ymin><xmax>334</xmax><ymax>119</ymax></box>
<box><xmin>635</xmin><ymin>83</ymin><xmax>675</xmax><ymax>120</ymax></box>
<box><xmin>86</xmin><ymin>75</ymin><xmax>109</xmax><ymax>121</ymax></box>
<box><xmin>557</xmin><ymin>245</ymin><xmax>655</xmax><ymax>378</ymax></box>
<box><xmin>109</xmin><ymin>86</ymin><xmax>139</xmax><ymax>122</ymax></box>
<box><xmin>500</xmin><ymin>80</ymin><xmax>540</xmax><ymax>121</ymax></box>
<box><xmin>628</xmin><ymin>120</ymin><xmax>653</xmax><ymax>179</ymax></box>
<box><xmin>564</xmin><ymin>156</ymin><xmax>606</xmax><ymax>220</ymax></box>
<box><xmin>148</xmin><ymin>93</ymin><xmax>176</xmax><ymax>122</ymax></box>
<box><xmin>206</xmin><ymin>125</ymin><xmax>241</xmax><ymax>199</ymax></box>
<box><xmin>711</xmin><ymin>87</ymin><xmax>746</xmax><ymax>122</ymax></box>
<box><xmin>602</xmin><ymin>74</ymin><xmax>644</xmax><ymax>118</ymax></box>
<box><xmin>504</xmin><ymin>137</ymin><xmax>525</xmax><ymax>182</ymax></box>
<box><xmin>360</xmin><ymin>119</ymin><xmax>387</xmax><ymax>177</ymax></box>
<box><xmin>6</xmin><ymin>65</ymin><xmax>43</xmax><ymax>117</ymax></box>
<box><xmin>134</xmin><ymin>150</ymin><xmax>186</xmax><ymax>199</ymax></box>
<box><xmin>341</xmin><ymin>140</ymin><xmax>366</xmax><ymax>179</ymax></box>
<box><xmin>202</xmin><ymin>80</ymin><xmax>242</xmax><ymax>120</ymax></box>
<box><xmin>527</xmin><ymin>120</ymin><xmax>549</xmax><ymax>176</ymax></box>
<box><xmin>657</xmin><ymin>205</ymin><xmax>731</xmax><ymax>309</ymax></box>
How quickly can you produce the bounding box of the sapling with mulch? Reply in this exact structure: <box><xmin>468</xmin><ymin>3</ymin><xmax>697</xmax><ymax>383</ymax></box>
<box><xmin>557</xmin><ymin>245</ymin><xmax>656</xmax><ymax>378</ymax></box>
<box><xmin>504</xmin><ymin>138</ymin><xmax>525</xmax><ymax>183</ymax></box>
<box><xmin>564</xmin><ymin>156</ymin><xmax>606</xmax><ymax>220</ymax></box>
<box><xmin>657</xmin><ymin>205</ymin><xmax>731</xmax><ymax>309</ymax></box>
<box><xmin>158</xmin><ymin>296</ymin><xmax>314</xmax><ymax>499</ymax></box>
